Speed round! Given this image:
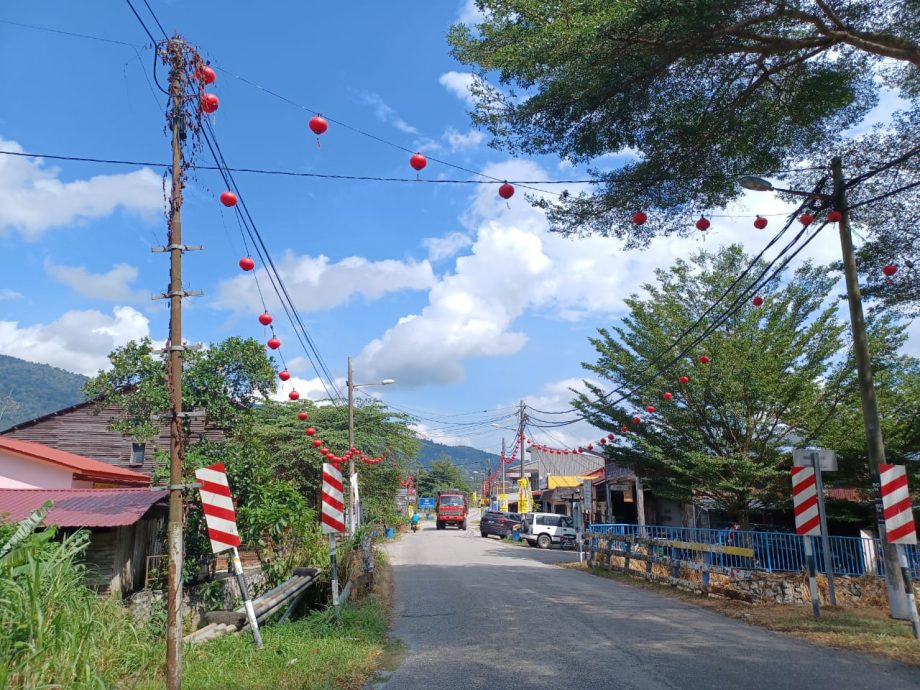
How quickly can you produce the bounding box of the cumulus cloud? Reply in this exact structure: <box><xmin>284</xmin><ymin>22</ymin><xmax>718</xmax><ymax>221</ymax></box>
<box><xmin>439</xmin><ymin>71</ymin><xmax>477</xmax><ymax>106</ymax></box>
<box><xmin>444</xmin><ymin>127</ymin><xmax>484</xmax><ymax>152</ymax></box>
<box><xmin>358</xmin><ymin>92</ymin><xmax>419</xmax><ymax>135</ymax></box>
<box><xmin>0</xmin><ymin>306</ymin><xmax>150</xmax><ymax>375</ymax></box>
<box><xmin>268</xmin><ymin>375</ymin><xmax>345</xmax><ymax>403</ymax></box>
<box><xmin>456</xmin><ymin>0</ymin><xmax>488</xmax><ymax>25</ymax></box>
<box><xmin>0</xmin><ymin>138</ymin><xmax>161</xmax><ymax>240</ymax></box>
<box><xmin>410</xmin><ymin>421</ymin><xmax>473</xmax><ymax>447</ymax></box>
<box><xmin>45</xmin><ymin>260</ymin><xmax>146</xmax><ymax>302</ymax></box>
<box><xmin>422</xmin><ymin>232</ymin><xmax>473</xmax><ymax>261</ymax></box>
<box><xmin>213</xmin><ymin>252</ymin><xmax>437</xmax><ymax>313</ymax></box>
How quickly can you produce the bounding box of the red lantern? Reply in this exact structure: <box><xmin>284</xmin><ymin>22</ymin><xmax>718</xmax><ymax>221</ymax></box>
<box><xmin>663</xmin><ymin>391</ymin><xmax>673</xmax><ymax>401</ymax></box>
<box><xmin>599</xmin><ymin>438</ymin><xmax>607</xmax><ymax>445</ymax></box>
<box><xmin>577</xmin><ymin>447</ymin><xmax>584</xmax><ymax>453</ymax></box>
<box><xmin>752</xmin><ymin>295</ymin><xmax>764</xmax><ymax>307</ymax></box>
<box><xmin>633</xmin><ymin>416</ymin><xmax>642</xmax><ymax>424</ymax></box>
<box><xmin>312</xmin><ymin>439</ymin><xmax>322</xmax><ymax>447</ymax></box>
<box><xmin>620</xmin><ymin>425</ymin><xmax>629</xmax><ymax>433</ymax></box>
<box><xmin>679</xmin><ymin>375</ymin><xmax>690</xmax><ymax>384</ymax></box>
<box><xmin>696</xmin><ymin>216</ymin><xmax>711</xmax><ymax>231</ymax></box>
<box><xmin>267</xmin><ymin>337</ymin><xmax>281</xmax><ymax>350</ymax></box>
<box><xmin>195</xmin><ymin>65</ymin><xmax>216</xmax><ymax>84</ymax></box>
<box><xmin>306</xmin><ymin>427</ymin><xmax>316</xmax><ymax>436</ymax></box>
<box><xmin>239</xmin><ymin>257</ymin><xmax>255</xmax><ymax>271</ymax></box>
<box><xmin>297</xmin><ymin>411</ymin><xmax>308</xmax><ymax>421</ymax></box>
<box><xmin>607</xmin><ymin>433</ymin><xmax>615</xmax><ymax>440</ymax></box>
<box><xmin>278</xmin><ymin>369</ymin><xmax>290</xmax><ymax>381</ymax></box>
<box><xmin>309</xmin><ymin>115</ymin><xmax>328</xmax><ymax>135</ymax></box>
<box><xmin>220</xmin><ymin>191</ymin><xmax>238</xmax><ymax>207</ymax></box>
<box><xmin>201</xmin><ymin>93</ymin><xmax>219</xmax><ymax>113</ymax></box>
<box><xmin>498</xmin><ymin>182</ymin><xmax>515</xmax><ymax>199</ymax></box>
<box><xmin>646</xmin><ymin>405</ymin><xmax>656</xmax><ymax>413</ymax></box>
<box><xmin>754</xmin><ymin>216</ymin><xmax>768</xmax><ymax>230</ymax></box>
<box><xmin>882</xmin><ymin>264</ymin><xmax>898</xmax><ymax>277</ymax></box>
<box><xmin>321</xmin><ymin>447</ymin><xmax>329</xmax><ymax>455</ymax></box>
<box><xmin>699</xmin><ymin>355</ymin><xmax>710</xmax><ymax>364</ymax></box>
<box><xmin>410</xmin><ymin>152</ymin><xmax>427</xmax><ymax>171</ymax></box>
<box><xmin>258</xmin><ymin>312</ymin><xmax>273</xmax><ymax>326</ymax></box>
<box><xmin>827</xmin><ymin>210</ymin><xmax>842</xmax><ymax>223</ymax></box>
<box><xmin>799</xmin><ymin>213</ymin><xmax>814</xmax><ymax>226</ymax></box>
<box><xmin>632</xmin><ymin>211</ymin><xmax>647</xmax><ymax>225</ymax></box>
<box><xmin>288</xmin><ymin>390</ymin><xmax>300</xmax><ymax>401</ymax></box>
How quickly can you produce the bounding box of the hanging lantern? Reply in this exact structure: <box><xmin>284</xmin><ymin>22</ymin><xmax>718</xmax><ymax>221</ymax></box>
<box><xmin>827</xmin><ymin>210</ymin><xmax>842</xmax><ymax>223</ymax></box>
<box><xmin>312</xmin><ymin>438</ymin><xmax>322</xmax><ymax>447</ymax></box>
<box><xmin>267</xmin><ymin>337</ymin><xmax>281</xmax><ymax>349</ymax></box>
<box><xmin>278</xmin><ymin>369</ymin><xmax>290</xmax><ymax>381</ymax></box>
<box><xmin>632</xmin><ymin>211</ymin><xmax>647</xmax><ymax>225</ymax></box>
<box><xmin>308</xmin><ymin>115</ymin><xmax>328</xmax><ymax>135</ymax></box>
<box><xmin>297</xmin><ymin>411</ymin><xmax>308</xmax><ymax>421</ymax></box>
<box><xmin>499</xmin><ymin>182</ymin><xmax>515</xmax><ymax>199</ymax></box>
<box><xmin>621</xmin><ymin>425</ymin><xmax>629</xmax><ymax>433</ymax></box>
<box><xmin>288</xmin><ymin>390</ymin><xmax>300</xmax><ymax>401</ymax></box>
<box><xmin>305</xmin><ymin>427</ymin><xmax>316</xmax><ymax>436</ymax></box>
<box><xmin>663</xmin><ymin>391</ymin><xmax>673</xmax><ymax>401</ymax></box>
<box><xmin>799</xmin><ymin>213</ymin><xmax>814</xmax><ymax>226</ymax></box>
<box><xmin>754</xmin><ymin>216</ymin><xmax>768</xmax><ymax>230</ymax></box>
<box><xmin>410</xmin><ymin>152</ymin><xmax>427</xmax><ymax>171</ymax></box>
<box><xmin>752</xmin><ymin>295</ymin><xmax>764</xmax><ymax>307</ymax></box>
<box><xmin>699</xmin><ymin>355</ymin><xmax>710</xmax><ymax>364</ymax></box>
<box><xmin>201</xmin><ymin>93</ymin><xmax>219</xmax><ymax>113</ymax></box>
<box><xmin>633</xmin><ymin>416</ymin><xmax>642</xmax><ymax>424</ymax></box>
<box><xmin>679</xmin><ymin>375</ymin><xmax>690</xmax><ymax>384</ymax></box>
<box><xmin>195</xmin><ymin>65</ymin><xmax>216</xmax><ymax>84</ymax></box>
<box><xmin>587</xmin><ymin>444</ymin><xmax>594</xmax><ymax>451</ymax></box>
<box><xmin>577</xmin><ymin>447</ymin><xmax>584</xmax><ymax>453</ymax></box>
<box><xmin>882</xmin><ymin>264</ymin><xmax>898</xmax><ymax>277</ymax></box>
<box><xmin>646</xmin><ymin>405</ymin><xmax>656</xmax><ymax>413</ymax></box>
<box><xmin>696</xmin><ymin>216</ymin><xmax>711</xmax><ymax>231</ymax></box>
<box><xmin>258</xmin><ymin>312</ymin><xmax>273</xmax><ymax>326</ymax></box>
<box><xmin>239</xmin><ymin>257</ymin><xmax>255</xmax><ymax>271</ymax></box>
<box><xmin>320</xmin><ymin>447</ymin><xmax>329</xmax><ymax>455</ymax></box>
<box><xmin>220</xmin><ymin>191</ymin><xmax>238</xmax><ymax>207</ymax></box>
<box><xmin>599</xmin><ymin>438</ymin><xmax>607</xmax><ymax>445</ymax></box>
<box><xmin>607</xmin><ymin>433</ymin><xmax>615</xmax><ymax>440</ymax></box>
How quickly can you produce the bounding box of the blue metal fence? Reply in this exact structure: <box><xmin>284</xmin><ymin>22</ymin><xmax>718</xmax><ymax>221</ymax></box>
<box><xmin>588</xmin><ymin>523</ymin><xmax>920</xmax><ymax>580</ymax></box>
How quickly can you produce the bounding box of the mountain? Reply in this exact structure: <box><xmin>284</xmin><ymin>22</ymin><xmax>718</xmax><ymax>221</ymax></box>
<box><xmin>0</xmin><ymin>355</ymin><xmax>87</xmax><ymax>430</ymax></box>
<box><xmin>417</xmin><ymin>438</ymin><xmax>501</xmax><ymax>472</ymax></box>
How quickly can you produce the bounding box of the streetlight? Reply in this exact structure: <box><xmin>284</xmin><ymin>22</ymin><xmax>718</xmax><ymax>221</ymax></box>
<box><xmin>739</xmin><ymin>162</ymin><xmax>919</xmax><ymax>629</ymax></box>
<box><xmin>347</xmin><ymin>356</ymin><xmax>395</xmax><ymax>535</ymax></box>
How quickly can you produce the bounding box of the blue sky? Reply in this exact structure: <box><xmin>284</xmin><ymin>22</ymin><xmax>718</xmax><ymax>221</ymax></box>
<box><xmin>0</xmin><ymin>1</ymin><xmax>915</xmax><ymax>454</ymax></box>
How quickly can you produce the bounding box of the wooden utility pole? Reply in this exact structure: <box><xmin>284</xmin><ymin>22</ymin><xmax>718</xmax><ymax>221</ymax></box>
<box><xmin>347</xmin><ymin>356</ymin><xmax>355</xmax><ymax>535</ymax></box>
<box><xmin>518</xmin><ymin>400</ymin><xmax>527</xmax><ymax>512</ymax></box>
<box><xmin>165</xmin><ymin>37</ymin><xmax>187</xmax><ymax>690</ymax></box>
<box><xmin>832</xmin><ymin>156</ymin><xmax>913</xmax><ymax>620</ymax></box>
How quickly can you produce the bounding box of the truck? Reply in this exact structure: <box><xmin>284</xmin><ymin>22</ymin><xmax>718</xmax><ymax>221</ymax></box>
<box><xmin>435</xmin><ymin>489</ymin><xmax>468</xmax><ymax>530</ymax></box>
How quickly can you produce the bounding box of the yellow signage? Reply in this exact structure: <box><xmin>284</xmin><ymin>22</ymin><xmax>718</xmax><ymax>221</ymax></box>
<box><xmin>517</xmin><ymin>478</ymin><xmax>533</xmax><ymax>514</ymax></box>
<box><xmin>498</xmin><ymin>493</ymin><xmax>509</xmax><ymax>512</ymax></box>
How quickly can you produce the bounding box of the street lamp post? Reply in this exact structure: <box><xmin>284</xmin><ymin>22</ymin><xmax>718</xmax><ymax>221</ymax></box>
<box><xmin>740</xmin><ymin>165</ymin><xmax>918</xmax><ymax>627</ymax></box>
<box><xmin>346</xmin><ymin>355</ymin><xmax>394</xmax><ymax>535</ymax></box>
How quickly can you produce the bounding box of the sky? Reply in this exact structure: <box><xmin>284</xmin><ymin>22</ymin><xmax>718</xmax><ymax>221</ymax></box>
<box><xmin>0</xmin><ymin>1</ymin><xmax>915</xmax><ymax>457</ymax></box>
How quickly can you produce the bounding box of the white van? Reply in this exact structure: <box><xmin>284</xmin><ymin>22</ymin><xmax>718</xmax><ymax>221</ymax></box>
<box><xmin>520</xmin><ymin>512</ymin><xmax>577</xmax><ymax>548</ymax></box>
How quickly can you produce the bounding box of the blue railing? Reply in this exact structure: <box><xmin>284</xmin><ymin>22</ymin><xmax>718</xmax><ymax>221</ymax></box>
<box><xmin>587</xmin><ymin>523</ymin><xmax>920</xmax><ymax>580</ymax></box>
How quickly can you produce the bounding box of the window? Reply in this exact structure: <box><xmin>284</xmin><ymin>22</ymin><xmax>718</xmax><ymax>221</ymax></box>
<box><xmin>560</xmin><ymin>516</ymin><xmax>574</xmax><ymax>529</ymax></box>
<box><xmin>538</xmin><ymin>515</ymin><xmax>561</xmax><ymax>527</ymax></box>
<box><xmin>439</xmin><ymin>495</ymin><xmax>464</xmax><ymax>506</ymax></box>
<box><xmin>130</xmin><ymin>442</ymin><xmax>146</xmax><ymax>466</ymax></box>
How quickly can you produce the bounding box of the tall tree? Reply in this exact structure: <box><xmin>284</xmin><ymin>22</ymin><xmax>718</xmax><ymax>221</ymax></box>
<box><xmin>574</xmin><ymin>246</ymin><xmax>848</xmax><ymax>525</ymax></box>
<box><xmin>416</xmin><ymin>459</ymin><xmax>473</xmax><ymax>498</ymax></box>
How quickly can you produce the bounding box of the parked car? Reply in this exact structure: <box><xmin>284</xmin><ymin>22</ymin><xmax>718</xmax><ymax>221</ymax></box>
<box><xmin>480</xmin><ymin>511</ymin><xmax>522</xmax><ymax>539</ymax></box>
<box><xmin>520</xmin><ymin>512</ymin><xmax>577</xmax><ymax>548</ymax></box>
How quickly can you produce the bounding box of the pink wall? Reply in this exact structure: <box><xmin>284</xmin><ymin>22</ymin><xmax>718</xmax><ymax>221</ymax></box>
<box><xmin>0</xmin><ymin>450</ymin><xmax>76</xmax><ymax>489</ymax></box>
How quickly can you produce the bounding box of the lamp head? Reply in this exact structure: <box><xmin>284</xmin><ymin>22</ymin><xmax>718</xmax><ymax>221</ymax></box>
<box><xmin>381</xmin><ymin>379</ymin><xmax>396</xmax><ymax>385</ymax></box>
<box><xmin>738</xmin><ymin>175</ymin><xmax>774</xmax><ymax>192</ymax></box>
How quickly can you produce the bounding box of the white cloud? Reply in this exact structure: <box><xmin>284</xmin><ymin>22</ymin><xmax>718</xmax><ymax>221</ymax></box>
<box><xmin>410</xmin><ymin>421</ymin><xmax>473</xmax><ymax>447</ymax></box>
<box><xmin>422</xmin><ymin>232</ymin><xmax>473</xmax><ymax>261</ymax></box>
<box><xmin>0</xmin><ymin>306</ymin><xmax>150</xmax><ymax>375</ymax></box>
<box><xmin>439</xmin><ymin>71</ymin><xmax>477</xmax><ymax>106</ymax></box>
<box><xmin>269</xmin><ymin>375</ymin><xmax>345</xmax><ymax>403</ymax></box>
<box><xmin>45</xmin><ymin>260</ymin><xmax>146</xmax><ymax>302</ymax></box>
<box><xmin>457</xmin><ymin>0</ymin><xmax>487</xmax><ymax>25</ymax></box>
<box><xmin>214</xmin><ymin>252</ymin><xmax>436</xmax><ymax>313</ymax></box>
<box><xmin>0</xmin><ymin>138</ymin><xmax>161</xmax><ymax>240</ymax></box>
<box><xmin>0</xmin><ymin>289</ymin><xmax>22</xmax><ymax>301</ymax></box>
<box><xmin>444</xmin><ymin>127</ymin><xmax>484</xmax><ymax>152</ymax></box>
<box><xmin>359</xmin><ymin>93</ymin><xmax>419</xmax><ymax>135</ymax></box>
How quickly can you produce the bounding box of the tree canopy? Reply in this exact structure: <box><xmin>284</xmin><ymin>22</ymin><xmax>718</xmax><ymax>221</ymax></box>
<box><xmin>416</xmin><ymin>458</ymin><xmax>473</xmax><ymax>498</ymax></box>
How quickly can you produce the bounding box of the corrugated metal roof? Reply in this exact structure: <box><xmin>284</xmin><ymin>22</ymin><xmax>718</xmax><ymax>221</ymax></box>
<box><xmin>0</xmin><ymin>488</ymin><xmax>167</xmax><ymax>527</ymax></box>
<box><xmin>0</xmin><ymin>437</ymin><xmax>150</xmax><ymax>485</ymax></box>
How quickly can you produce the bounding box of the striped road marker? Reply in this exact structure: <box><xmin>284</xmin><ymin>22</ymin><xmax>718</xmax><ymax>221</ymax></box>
<box><xmin>880</xmin><ymin>464</ymin><xmax>917</xmax><ymax>545</ymax></box>
<box><xmin>321</xmin><ymin>462</ymin><xmax>344</xmax><ymax>619</ymax></box>
<box><xmin>791</xmin><ymin>467</ymin><xmax>821</xmax><ymax>616</ymax></box>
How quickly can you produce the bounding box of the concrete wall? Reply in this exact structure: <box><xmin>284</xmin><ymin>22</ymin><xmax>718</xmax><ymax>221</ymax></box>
<box><xmin>0</xmin><ymin>450</ymin><xmax>75</xmax><ymax>488</ymax></box>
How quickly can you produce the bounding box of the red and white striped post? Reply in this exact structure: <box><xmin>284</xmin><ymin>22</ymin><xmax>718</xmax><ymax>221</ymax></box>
<box><xmin>195</xmin><ymin>462</ymin><xmax>263</xmax><ymax>647</ymax></box>
<box><xmin>321</xmin><ymin>462</ymin><xmax>346</xmax><ymax>620</ymax></box>
<box><xmin>792</xmin><ymin>467</ymin><xmax>821</xmax><ymax>617</ymax></box>
<box><xmin>879</xmin><ymin>464</ymin><xmax>920</xmax><ymax>638</ymax></box>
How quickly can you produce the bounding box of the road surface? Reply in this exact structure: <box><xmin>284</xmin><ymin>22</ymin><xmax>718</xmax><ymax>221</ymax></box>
<box><xmin>377</xmin><ymin>511</ymin><xmax>920</xmax><ymax>689</ymax></box>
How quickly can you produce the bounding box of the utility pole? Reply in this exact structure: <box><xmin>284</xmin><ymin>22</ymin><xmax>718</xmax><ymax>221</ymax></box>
<box><xmin>164</xmin><ymin>37</ymin><xmax>187</xmax><ymax>690</ymax></box>
<box><xmin>501</xmin><ymin>437</ymin><xmax>506</xmax><ymax>497</ymax></box>
<box><xmin>518</xmin><ymin>400</ymin><xmax>527</xmax><ymax>513</ymax></box>
<box><xmin>347</xmin><ymin>356</ymin><xmax>355</xmax><ymax>536</ymax></box>
<box><xmin>832</xmin><ymin>156</ymin><xmax>912</xmax><ymax>620</ymax></box>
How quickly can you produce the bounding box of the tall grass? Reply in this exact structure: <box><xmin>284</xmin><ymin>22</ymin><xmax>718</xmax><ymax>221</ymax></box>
<box><xmin>0</xmin><ymin>522</ymin><xmax>160</xmax><ymax>689</ymax></box>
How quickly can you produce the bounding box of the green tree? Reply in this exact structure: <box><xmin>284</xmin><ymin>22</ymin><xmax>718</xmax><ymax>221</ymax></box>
<box><xmin>449</xmin><ymin>1</ymin><xmax>920</xmax><ymax>308</ymax></box>
<box><xmin>416</xmin><ymin>458</ymin><xmax>472</xmax><ymax>498</ymax></box>
<box><xmin>574</xmin><ymin>246</ymin><xmax>849</xmax><ymax>526</ymax></box>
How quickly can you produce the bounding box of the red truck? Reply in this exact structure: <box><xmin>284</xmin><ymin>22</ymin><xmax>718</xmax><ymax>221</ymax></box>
<box><xmin>435</xmin><ymin>489</ymin><xmax>468</xmax><ymax>530</ymax></box>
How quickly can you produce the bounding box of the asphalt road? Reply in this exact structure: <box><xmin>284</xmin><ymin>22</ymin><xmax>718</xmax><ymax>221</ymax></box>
<box><xmin>377</xmin><ymin>510</ymin><xmax>920</xmax><ymax>690</ymax></box>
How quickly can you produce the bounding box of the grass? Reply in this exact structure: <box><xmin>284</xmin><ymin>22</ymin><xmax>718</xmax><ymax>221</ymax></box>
<box><xmin>566</xmin><ymin>562</ymin><xmax>920</xmax><ymax>666</ymax></box>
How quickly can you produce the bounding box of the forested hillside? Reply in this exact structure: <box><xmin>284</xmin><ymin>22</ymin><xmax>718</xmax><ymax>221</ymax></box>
<box><xmin>0</xmin><ymin>355</ymin><xmax>86</xmax><ymax>429</ymax></box>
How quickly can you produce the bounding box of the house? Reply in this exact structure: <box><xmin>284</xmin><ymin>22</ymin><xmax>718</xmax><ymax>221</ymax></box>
<box><xmin>1</xmin><ymin>398</ymin><xmax>224</xmax><ymax>476</ymax></box>
<box><xmin>0</xmin><ymin>437</ymin><xmax>151</xmax><ymax>489</ymax></box>
<box><xmin>0</xmin><ymin>487</ymin><xmax>167</xmax><ymax>596</ymax></box>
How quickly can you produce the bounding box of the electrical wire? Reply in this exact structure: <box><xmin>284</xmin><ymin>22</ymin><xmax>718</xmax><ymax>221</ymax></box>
<box><xmin>123</xmin><ymin>0</ymin><xmax>159</xmax><ymax>45</ymax></box>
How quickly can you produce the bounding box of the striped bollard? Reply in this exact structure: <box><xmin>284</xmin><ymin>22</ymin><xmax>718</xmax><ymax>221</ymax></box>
<box><xmin>879</xmin><ymin>464</ymin><xmax>920</xmax><ymax>639</ymax></box>
<box><xmin>791</xmin><ymin>467</ymin><xmax>821</xmax><ymax>617</ymax></box>
<box><xmin>322</xmin><ymin>462</ymin><xmax>346</xmax><ymax>620</ymax></box>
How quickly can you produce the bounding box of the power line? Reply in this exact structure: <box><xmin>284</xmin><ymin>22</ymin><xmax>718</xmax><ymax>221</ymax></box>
<box><xmin>0</xmin><ymin>18</ymin><xmax>141</xmax><ymax>46</ymax></box>
<box><xmin>123</xmin><ymin>0</ymin><xmax>159</xmax><ymax>45</ymax></box>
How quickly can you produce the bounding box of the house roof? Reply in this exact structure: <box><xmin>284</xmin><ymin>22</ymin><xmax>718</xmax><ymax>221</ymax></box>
<box><xmin>0</xmin><ymin>398</ymin><xmax>96</xmax><ymax>433</ymax></box>
<box><xmin>0</xmin><ymin>488</ymin><xmax>168</xmax><ymax>527</ymax></box>
<box><xmin>0</xmin><ymin>437</ymin><xmax>150</xmax><ymax>485</ymax></box>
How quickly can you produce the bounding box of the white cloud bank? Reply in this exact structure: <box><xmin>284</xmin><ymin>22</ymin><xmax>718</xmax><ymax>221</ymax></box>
<box><xmin>0</xmin><ymin>138</ymin><xmax>161</xmax><ymax>240</ymax></box>
<box><xmin>439</xmin><ymin>71</ymin><xmax>478</xmax><ymax>107</ymax></box>
<box><xmin>422</xmin><ymin>232</ymin><xmax>473</xmax><ymax>261</ymax></box>
<box><xmin>45</xmin><ymin>260</ymin><xmax>146</xmax><ymax>302</ymax></box>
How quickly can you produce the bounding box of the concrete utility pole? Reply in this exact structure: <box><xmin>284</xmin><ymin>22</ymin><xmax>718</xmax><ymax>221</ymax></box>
<box><xmin>347</xmin><ymin>356</ymin><xmax>355</xmax><ymax>535</ymax></box>
<box><xmin>501</xmin><ymin>437</ymin><xmax>506</xmax><ymax>496</ymax></box>
<box><xmin>832</xmin><ymin>156</ymin><xmax>912</xmax><ymax>619</ymax></box>
<box><xmin>518</xmin><ymin>400</ymin><xmax>526</xmax><ymax>511</ymax></box>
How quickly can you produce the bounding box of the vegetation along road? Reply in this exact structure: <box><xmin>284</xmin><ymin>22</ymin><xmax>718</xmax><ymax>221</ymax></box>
<box><xmin>380</xmin><ymin>514</ymin><xmax>920</xmax><ymax>690</ymax></box>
